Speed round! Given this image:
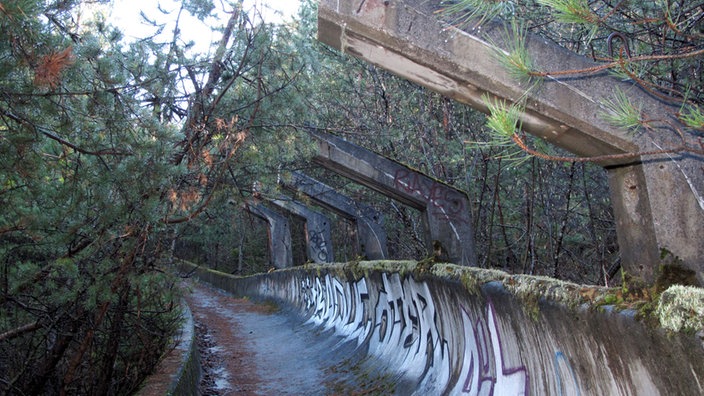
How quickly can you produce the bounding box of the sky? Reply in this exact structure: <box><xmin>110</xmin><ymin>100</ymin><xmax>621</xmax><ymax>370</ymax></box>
<box><xmin>107</xmin><ymin>0</ymin><xmax>302</xmax><ymax>53</ymax></box>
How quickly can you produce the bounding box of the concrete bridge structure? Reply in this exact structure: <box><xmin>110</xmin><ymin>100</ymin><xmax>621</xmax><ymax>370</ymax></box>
<box><xmin>270</xmin><ymin>196</ymin><xmax>334</xmax><ymax>264</ymax></box>
<box><xmin>144</xmin><ymin>2</ymin><xmax>704</xmax><ymax>393</ymax></box>
<box><xmin>268</xmin><ymin>130</ymin><xmax>476</xmax><ymax>267</ymax></box>
<box><xmin>244</xmin><ymin>197</ymin><xmax>335</xmax><ymax>266</ymax></box>
<box><xmin>284</xmin><ymin>171</ymin><xmax>389</xmax><ymax>260</ymax></box>
<box><xmin>243</xmin><ymin>200</ymin><xmax>293</xmax><ymax>268</ymax></box>
<box><xmin>310</xmin><ymin>130</ymin><xmax>477</xmax><ymax>266</ymax></box>
<box><xmin>316</xmin><ymin>0</ymin><xmax>704</xmax><ymax>284</ymax></box>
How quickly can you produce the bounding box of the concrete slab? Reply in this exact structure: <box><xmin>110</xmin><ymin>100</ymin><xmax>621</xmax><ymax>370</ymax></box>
<box><xmin>183</xmin><ymin>281</ymin><xmax>364</xmax><ymax>394</ymax></box>
<box><xmin>180</xmin><ymin>259</ymin><xmax>704</xmax><ymax>395</ymax></box>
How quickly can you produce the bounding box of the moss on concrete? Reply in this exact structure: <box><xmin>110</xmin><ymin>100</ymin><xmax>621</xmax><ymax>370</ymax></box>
<box><xmin>317</xmin><ymin>261</ymin><xmax>607</xmax><ymax>311</ymax></box>
<box><xmin>506</xmin><ymin>275</ymin><xmax>590</xmax><ymax>312</ymax></box>
<box><xmin>656</xmin><ymin>285</ymin><xmax>704</xmax><ymax>334</ymax></box>
<box><xmin>431</xmin><ymin>263</ymin><xmax>507</xmax><ymax>293</ymax></box>
<box><xmin>358</xmin><ymin>260</ymin><xmax>418</xmax><ymax>276</ymax></box>
<box><xmin>339</xmin><ymin>260</ymin><xmax>704</xmax><ymax>334</ymax></box>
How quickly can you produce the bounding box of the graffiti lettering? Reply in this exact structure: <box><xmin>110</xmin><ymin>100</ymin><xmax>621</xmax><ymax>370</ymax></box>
<box><xmin>364</xmin><ymin>273</ymin><xmax>452</xmax><ymax>388</ymax></box>
<box><xmin>258</xmin><ymin>273</ymin><xmax>531</xmax><ymax>394</ymax></box>
<box><xmin>457</xmin><ymin>302</ymin><xmax>529</xmax><ymax>395</ymax></box>
<box><xmin>300</xmin><ymin>275</ymin><xmax>372</xmax><ymax>346</ymax></box>
<box><xmin>307</xmin><ymin>226</ymin><xmax>330</xmax><ymax>262</ymax></box>
<box><xmin>394</xmin><ymin>169</ymin><xmax>470</xmax><ymax>225</ymax></box>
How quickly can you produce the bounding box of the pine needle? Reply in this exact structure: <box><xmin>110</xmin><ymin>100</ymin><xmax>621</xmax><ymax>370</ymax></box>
<box><xmin>33</xmin><ymin>46</ymin><xmax>74</xmax><ymax>89</ymax></box>
<box><xmin>599</xmin><ymin>88</ymin><xmax>643</xmax><ymax>133</ymax></box>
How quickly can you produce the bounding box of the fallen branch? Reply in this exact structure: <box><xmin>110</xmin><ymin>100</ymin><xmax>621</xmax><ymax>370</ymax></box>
<box><xmin>0</xmin><ymin>321</ymin><xmax>42</xmax><ymax>342</ymax></box>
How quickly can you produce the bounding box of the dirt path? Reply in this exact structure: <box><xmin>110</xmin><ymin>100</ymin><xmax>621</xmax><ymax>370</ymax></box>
<box><xmin>183</xmin><ymin>280</ymin><xmax>355</xmax><ymax>395</ymax></box>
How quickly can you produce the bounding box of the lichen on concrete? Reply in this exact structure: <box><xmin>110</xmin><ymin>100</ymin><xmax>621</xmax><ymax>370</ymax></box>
<box><xmin>345</xmin><ymin>261</ymin><xmax>601</xmax><ymax>310</ymax></box>
<box><xmin>430</xmin><ymin>263</ymin><xmax>508</xmax><ymax>294</ymax></box>
<box><xmin>655</xmin><ymin>285</ymin><xmax>704</xmax><ymax>333</ymax></box>
<box><xmin>357</xmin><ymin>260</ymin><xmax>417</xmax><ymax>276</ymax></box>
<box><xmin>504</xmin><ymin>274</ymin><xmax>588</xmax><ymax>310</ymax></box>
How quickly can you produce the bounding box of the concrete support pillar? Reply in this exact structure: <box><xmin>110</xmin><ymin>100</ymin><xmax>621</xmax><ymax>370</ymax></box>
<box><xmin>310</xmin><ymin>130</ymin><xmax>476</xmax><ymax>266</ymax></box>
<box><xmin>270</xmin><ymin>196</ymin><xmax>334</xmax><ymax>263</ymax></box>
<box><xmin>243</xmin><ymin>200</ymin><xmax>293</xmax><ymax>268</ymax></box>
<box><xmin>285</xmin><ymin>172</ymin><xmax>388</xmax><ymax>260</ymax></box>
<box><xmin>317</xmin><ymin>0</ymin><xmax>704</xmax><ymax>283</ymax></box>
<box><xmin>606</xmin><ymin>165</ymin><xmax>660</xmax><ymax>280</ymax></box>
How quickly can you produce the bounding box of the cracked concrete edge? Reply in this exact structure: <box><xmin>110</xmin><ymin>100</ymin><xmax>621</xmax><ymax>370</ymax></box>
<box><xmin>136</xmin><ymin>298</ymin><xmax>201</xmax><ymax>396</ymax></box>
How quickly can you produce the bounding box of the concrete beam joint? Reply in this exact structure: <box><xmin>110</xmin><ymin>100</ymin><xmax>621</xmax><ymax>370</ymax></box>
<box><xmin>318</xmin><ymin>2</ymin><xmax>637</xmax><ymax>162</ymax></box>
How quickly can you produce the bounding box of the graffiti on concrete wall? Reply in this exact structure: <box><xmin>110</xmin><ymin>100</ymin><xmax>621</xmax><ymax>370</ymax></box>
<box><xmin>456</xmin><ymin>302</ymin><xmax>529</xmax><ymax>395</ymax></box>
<box><xmin>369</xmin><ymin>273</ymin><xmax>452</xmax><ymax>389</ymax></box>
<box><xmin>193</xmin><ymin>260</ymin><xmax>692</xmax><ymax>396</ymax></box>
<box><xmin>393</xmin><ymin>169</ymin><xmax>471</xmax><ymax>225</ymax></box>
<box><xmin>287</xmin><ymin>272</ymin><xmax>530</xmax><ymax>394</ymax></box>
<box><xmin>307</xmin><ymin>226</ymin><xmax>330</xmax><ymax>263</ymax></box>
<box><xmin>300</xmin><ymin>274</ymin><xmax>373</xmax><ymax>346</ymax></box>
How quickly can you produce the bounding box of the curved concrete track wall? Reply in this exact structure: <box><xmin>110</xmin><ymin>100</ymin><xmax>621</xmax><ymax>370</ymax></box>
<box><xmin>137</xmin><ymin>300</ymin><xmax>200</xmax><ymax>396</ymax></box>
<box><xmin>179</xmin><ymin>261</ymin><xmax>704</xmax><ymax>395</ymax></box>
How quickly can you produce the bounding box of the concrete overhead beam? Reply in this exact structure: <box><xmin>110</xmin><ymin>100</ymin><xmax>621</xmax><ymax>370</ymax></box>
<box><xmin>243</xmin><ymin>200</ymin><xmax>293</xmax><ymax>268</ymax></box>
<box><xmin>284</xmin><ymin>171</ymin><xmax>389</xmax><ymax>260</ymax></box>
<box><xmin>318</xmin><ymin>0</ymin><xmax>637</xmax><ymax>161</ymax></box>
<box><xmin>317</xmin><ymin>0</ymin><xmax>704</xmax><ymax>283</ymax></box>
<box><xmin>310</xmin><ymin>130</ymin><xmax>476</xmax><ymax>266</ymax></box>
<box><xmin>270</xmin><ymin>196</ymin><xmax>334</xmax><ymax>263</ymax></box>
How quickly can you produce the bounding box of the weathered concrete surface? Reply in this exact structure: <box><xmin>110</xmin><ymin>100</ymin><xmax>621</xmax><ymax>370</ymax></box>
<box><xmin>284</xmin><ymin>171</ymin><xmax>388</xmax><ymax>260</ymax></box>
<box><xmin>311</xmin><ymin>130</ymin><xmax>477</xmax><ymax>266</ymax></box>
<box><xmin>270</xmin><ymin>195</ymin><xmax>334</xmax><ymax>263</ymax></box>
<box><xmin>137</xmin><ymin>300</ymin><xmax>200</xmax><ymax>396</ymax></box>
<box><xmin>317</xmin><ymin>0</ymin><xmax>704</xmax><ymax>283</ymax></box>
<box><xmin>178</xmin><ymin>260</ymin><xmax>704</xmax><ymax>395</ymax></box>
<box><xmin>243</xmin><ymin>200</ymin><xmax>293</xmax><ymax>268</ymax></box>
<box><xmin>183</xmin><ymin>280</ymin><xmax>359</xmax><ymax>394</ymax></box>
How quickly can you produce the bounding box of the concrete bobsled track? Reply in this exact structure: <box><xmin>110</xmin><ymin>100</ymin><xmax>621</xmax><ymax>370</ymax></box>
<box><xmin>178</xmin><ymin>260</ymin><xmax>704</xmax><ymax>395</ymax></box>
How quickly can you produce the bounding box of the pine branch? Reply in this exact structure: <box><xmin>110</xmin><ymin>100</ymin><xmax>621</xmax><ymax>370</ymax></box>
<box><xmin>529</xmin><ymin>48</ymin><xmax>704</xmax><ymax>79</ymax></box>
<box><xmin>39</xmin><ymin>129</ymin><xmax>132</xmax><ymax>157</ymax></box>
<box><xmin>511</xmin><ymin>132</ymin><xmax>702</xmax><ymax>163</ymax></box>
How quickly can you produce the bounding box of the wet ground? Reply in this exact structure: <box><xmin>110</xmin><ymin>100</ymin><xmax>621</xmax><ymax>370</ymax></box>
<box><xmin>183</xmin><ymin>280</ymin><xmax>362</xmax><ymax>395</ymax></box>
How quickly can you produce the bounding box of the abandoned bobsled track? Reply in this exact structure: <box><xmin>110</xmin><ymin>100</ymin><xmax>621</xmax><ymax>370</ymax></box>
<box><xmin>167</xmin><ymin>260</ymin><xmax>704</xmax><ymax>395</ymax></box>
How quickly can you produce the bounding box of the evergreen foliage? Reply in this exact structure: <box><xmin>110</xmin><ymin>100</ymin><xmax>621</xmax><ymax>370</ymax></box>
<box><xmin>5</xmin><ymin>0</ymin><xmax>696</xmax><ymax>390</ymax></box>
<box><xmin>0</xmin><ymin>0</ymin><xmax>306</xmax><ymax>393</ymax></box>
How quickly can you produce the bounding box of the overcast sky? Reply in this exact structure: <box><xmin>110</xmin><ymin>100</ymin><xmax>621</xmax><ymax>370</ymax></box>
<box><xmin>108</xmin><ymin>0</ymin><xmax>301</xmax><ymax>53</ymax></box>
